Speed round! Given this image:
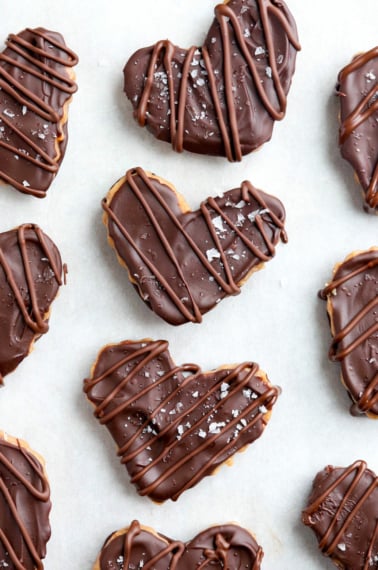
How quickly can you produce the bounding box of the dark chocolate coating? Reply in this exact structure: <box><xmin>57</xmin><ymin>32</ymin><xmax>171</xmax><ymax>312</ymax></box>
<box><xmin>0</xmin><ymin>27</ymin><xmax>78</xmax><ymax>197</ymax></box>
<box><xmin>102</xmin><ymin>167</ymin><xmax>287</xmax><ymax>326</ymax></box>
<box><xmin>123</xmin><ymin>0</ymin><xmax>300</xmax><ymax>161</ymax></box>
<box><xmin>0</xmin><ymin>224</ymin><xmax>63</xmax><ymax>381</ymax></box>
<box><xmin>0</xmin><ymin>436</ymin><xmax>51</xmax><ymax>570</ymax></box>
<box><xmin>320</xmin><ymin>248</ymin><xmax>378</xmax><ymax>417</ymax></box>
<box><xmin>96</xmin><ymin>520</ymin><xmax>263</xmax><ymax>569</ymax></box>
<box><xmin>337</xmin><ymin>47</ymin><xmax>378</xmax><ymax>211</ymax></box>
<box><xmin>303</xmin><ymin>461</ymin><xmax>378</xmax><ymax>570</ymax></box>
<box><xmin>84</xmin><ymin>339</ymin><xmax>279</xmax><ymax>502</ymax></box>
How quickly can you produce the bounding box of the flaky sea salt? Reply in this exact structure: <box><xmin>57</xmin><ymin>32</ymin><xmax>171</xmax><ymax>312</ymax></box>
<box><xmin>212</xmin><ymin>216</ymin><xmax>225</xmax><ymax>232</ymax></box>
<box><xmin>255</xmin><ymin>46</ymin><xmax>265</xmax><ymax>56</ymax></box>
<box><xmin>206</xmin><ymin>248</ymin><xmax>221</xmax><ymax>262</ymax></box>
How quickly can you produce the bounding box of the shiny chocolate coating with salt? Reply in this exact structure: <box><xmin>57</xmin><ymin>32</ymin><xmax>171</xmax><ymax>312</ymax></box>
<box><xmin>123</xmin><ymin>0</ymin><xmax>300</xmax><ymax>161</ymax></box>
<box><xmin>337</xmin><ymin>47</ymin><xmax>378</xmax><ymax>211</ymax></box>
<box><xmin>320</xmin><ymin>248</ymin><xmax>378</xmax><ymax>417</ymax></box>
<box><xmin>303</xmin><ymin>461</ymin><xmax>378</xmax><ymax>570</ymax></box>
<box><xmin>84</xmin><ymin>339</ymin><xmax>279</xmax><ymax>502</ymax></box>
<box><xmin>0</xmin><ymin>436</ymin><xmax>51</xmax><ymax>570</ymax></box>
<box><xmin>96</xmin><ymin>521</ymin><xmax>263</xmax><ymax>570</ymax></box>
<box><xmin>0</xmin><ymin>224</ymin><xmax>63</xmax><ymax>382</ymax></box>
<box><xmin>102</xmin><ymin>167</ymin><xmax>287</xmax><ymax>326</ymax></box>
<box><xmin>0</xmin><ymin>27</ymin><xmax>78</xmax><ymax>197</ymax></box>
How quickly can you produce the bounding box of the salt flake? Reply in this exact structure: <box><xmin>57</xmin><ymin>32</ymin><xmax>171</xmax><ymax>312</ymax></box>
<box><xmin>206</xmin><ymin>248</ymin><xmax>221</xmax><ymax>262</ymax></box>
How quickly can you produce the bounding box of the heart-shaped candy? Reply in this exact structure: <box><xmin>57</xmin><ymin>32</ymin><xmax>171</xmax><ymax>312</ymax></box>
<box><xmin>94</xmin><ymin>520</ymin><xmax>263</xmax><ymax>569</ymax></box>
<box><xmin>0</xmin><ymin>223</ymin><xmax>64</xmax><ymax>382</ymax></box>
<box><xmin>0</xmin><ymin>432</ymin><xmax>51</xmax><ymax>570</ymax></box>
<box><xmin>337</xmin><ymin>48</ymin><xmax>378</xmax><ymax>212</ymax></box>
<box><xmin>124</xmin><ymin>0</ymin><xmax>300</xmax><ymax>162</ymax></box>
<box><xmin>303</xmin><ymin>460</ymin><xmax>378</xmax><ymax>570</ymax></box>
<box><xmin>102</xmin><ymin>167</ymin><xmax>287</xmax><ymax>326</ymax></box>
<box><xmin>319</xmin><ymin>248</ymin><xmax>378</xmax><ymax>417</ymax></box>
<box><xmin>0</xmin><ymin>27</ymin><xmax>78</xmax><ymax>197</ymax></box>
<box><xmin>84</xmin><ymin>339</ymin><xmax>280</xmax><ymax>502</ymax></box>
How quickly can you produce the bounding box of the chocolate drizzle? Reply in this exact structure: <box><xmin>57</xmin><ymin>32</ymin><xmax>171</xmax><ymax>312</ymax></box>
<box><xmin>96</xmin><ymin>521</ymin><xmax>263</xmax><ymax>570</ymax></box>
<box><xmin>124</xmin><ymin>0</ymin><xmax>300</xmax><ymax>161</ymax></box>
<box><xmin>337</xmin><ymin>47</ymin><xmax>378</xmax><ymax>210</ymax></box>
<box><xmin>0</xmin><ymin>223</ymin><xmax>63</xmax><ymax>381</ymax></box>
<box><xmin>102</xmin><ymin>167</ymin><xmax>286</xmax><ymax>325</ymax></box>
<box><xmin>320</xmin><ymin>248</ymin><xmax>378</xmax><ymax>417</ymax></box>
<box><xmin>0</xmin><ymin>435</ymin><xmax>51</xmax><ymax>570</ymax></box>
<box><xmin>84</xmin><ymin>339</ymin><xmax>279</xmax><ymax>502</ymax></box>
<box><xmin>0</xmin><ymin>27</ymin><xmax>78</xmax><ymax>197</ymax></box>
<box><xmin>303</xmin><ymin>461</ymin><xmax>378</xmax><ymax>570</ymax></box>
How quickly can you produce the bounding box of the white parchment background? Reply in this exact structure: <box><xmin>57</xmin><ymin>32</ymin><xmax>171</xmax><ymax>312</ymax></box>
<box><xmin>0</xmin><ymin>1</ymin><xmax>377</xmax><ymax>568</ymax></box>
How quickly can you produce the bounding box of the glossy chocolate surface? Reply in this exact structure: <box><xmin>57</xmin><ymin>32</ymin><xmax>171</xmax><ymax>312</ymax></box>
<box><xmin>123</xmin><ymin>0</ymin><xmax>300</xmax><ymax>161</ymax></box>
<box><xmin>0</xmin><ymin>27</ymin><xmax>78</xmax><ymax>197</ymax></box>
<box><xmin>84</xmin><ymin>339</ymin><xmax>279</xmax><ymax>502</ymax></box>
<box><xmin>320</xmin><ymin>248</ymin><xmax>378</xmax><ymax>417</ymax></box>
<box><xmin>0</xmin><ymin>436</ymin><xmax>51</xmax><ymax>569</ymax></box>
<box><xmin>96</xmin><ymin>520</ymin><xmax>263</xmax><ymax>569</ymax></box>
<box><xmin>0</xmin><ymin>224</ymin><xmax>63</xmax><ymax>381</ymax></box>
<box><xmin>303</xmin><ymin>461</ymin><xmax>378</xmax><ymax>570</ymax></box>
<box><xmin>102</xmin><ymin>167</ymin><xmax>287</xmax><ymax>326</ymax></box>
<box><xmin>337</xmin><ymin>47</ymin><xmax>378</xmax><ymax>211</ymax></box>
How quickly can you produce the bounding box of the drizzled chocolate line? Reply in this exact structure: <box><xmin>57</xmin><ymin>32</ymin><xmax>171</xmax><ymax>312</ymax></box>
<box><xmin>320</xmin><ymin>249</ymin><xmax>378</xmax><ymax>416</ymax></box>
<box><xmin>84</xmin><ymin>339</ymin><xmax>279</xmax><ymax>502</ymax></box>
<box><xmin>102</xmin><ymin>167</ymin><xmax>286</xmax><ymax>325</ymax></box>
<box><xmin>0</xmin><ymin>437</ymin><xmax>51</xmax><ymax>570</ymax></box>
<box><xmin>337</xmin><ymin>47</ymin><xmax>378</xmax><ymax>210</ymax></box>
<box><xmin>124</xmin><ymin>0</ymin><xmax>300</xmax><ymax>161</ymax></box>
<box><xmin>303</xmin><ymin>461</ymin><xmax>378</xmax><ymax>569</ymax></box>
<box><xmin>0</xmin><ymin>27</ymin><xmax>78</xmax><ymax>197</ymax></box>
<box><xmin>95</xmin><ymin>520</ymin><xmax>263</xmax><ymax>570</ymax></box>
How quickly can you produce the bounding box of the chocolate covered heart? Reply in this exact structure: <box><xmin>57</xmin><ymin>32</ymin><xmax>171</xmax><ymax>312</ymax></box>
<box><xmin>319</xmin><ymin>248</ymin><xmax>378</xmax><ymax>417</ymax></box>
<box><xmin>0</xmin><ymin>432</ymin><xmax>51</xmax><ymax>570</ymax></box>
<box><xmin>102</xmin><ymin>167</ymin><xmax>287</xmax><ymax>326</ymax></box>
<box><xmin>84</xmin><ymin>339</ymin><xmax>279</xmax><ymax>502</ymax></box>
<box><xmin>303</xmin><ymin>460</ymin><xmax>378</xmax><ymax>570</ymax></box>
<box><xmin>123</xmin><ymin>0</ymin><xmax>300</xmax><ymax>161</ymax></box>
<box><xmin>0</xmin><ymin>223</ymin><xmax>63</xmax><ymax>382</ymax></box>
<box><xmin>337</xmin><ymin>47</ymin><xmax>378</xmax><ymax>212</ymax></box>
<box><xmin>0</xmin><ymin>27</ymin><xmax>78</xmax><ymax>197</ymax></box>
<box><xmin>94</xmin><ymin>520</ymin><xmax>263</xmax><ymax>569</ymax></box>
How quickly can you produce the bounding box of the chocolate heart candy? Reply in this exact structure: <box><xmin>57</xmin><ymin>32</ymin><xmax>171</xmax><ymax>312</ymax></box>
<box><xmin>0</xmin><ymin>223</ymin><xmax>63</xmax><ymax>382</ymax></box>
<box><xmin>319</xmin><ymin>248</ymin><xmax>378</xmax><ymax>417</ymax></box>
<box><xmin>0</xmin><ymin>27</ymin><xmax>78</xmax><ymax>197</ymax></box>
<box><xmin>337</xmin><ymin>47</ymin><xmax>378</xmax><ymax>212</ymax></box>
<box><xmin>94</xmin><ymin>520</ymin><xmax>263</xmax><ymax>569</ymax></box>
<box><xmin>123</xmin><ymin>0</ymin><xmax>300</xmax><ymax>161</ymax></box>
<box><xmin>0</xmin><ymin>432</ymin><xmax>51</xmax><ymax>570</ymax></box>
<box><xmin>102</xmin><ymin>167</ymin><xmax>287</xmax><ymax>326</ymax></box>
<box><xmin>303</xmin><ymin>460</ymin><xmax>378</xmax><ymax>570</ymax></box>
<box><xmin>84</xmin><ymin>339</ymin><xmax>279</xmax><ymax>502</ymax></box>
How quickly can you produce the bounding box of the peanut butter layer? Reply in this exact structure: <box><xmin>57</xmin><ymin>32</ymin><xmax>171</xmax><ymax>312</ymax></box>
<box><xmin>84</xmin><ymin>339</ymin><xmax>279</xmax><ymax>503</ymax></box>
